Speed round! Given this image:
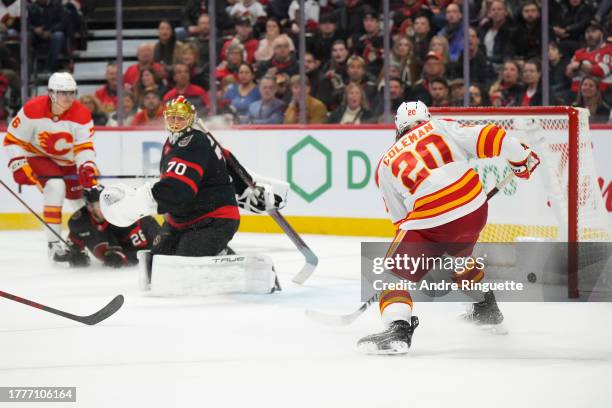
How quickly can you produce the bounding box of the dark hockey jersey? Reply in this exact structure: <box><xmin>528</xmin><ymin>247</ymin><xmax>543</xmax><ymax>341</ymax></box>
<box><xmin>68</xmin><ymin>207</ymin><xmax>160</xmax><ymax>263</ymax></box>
<box><xmin>152</xmin><ymin>128</ymin><xmax>248</xmax><ymax>228</ymax></box>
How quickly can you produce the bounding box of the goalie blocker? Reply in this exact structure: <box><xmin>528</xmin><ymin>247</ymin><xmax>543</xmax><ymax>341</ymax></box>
<box><xmin>137</xmin><ymin>250</ymin><xmax>281</xmax><ymax>295</ymax></box>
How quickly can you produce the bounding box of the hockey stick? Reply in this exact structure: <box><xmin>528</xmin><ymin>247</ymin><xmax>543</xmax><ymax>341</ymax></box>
<box><xmin>0</xmin><ymin>290</ymin><xmax>124</xmax><ymax>325</ymax></box>
<box><xmin>194</xmin><ymin>119</ymin><xmax>319</xmax><ymax>284</ymax></box>
<box><xmin>0</xmin><ymin>179</ymin><xmax>71</xmax><ymax>247</ymax></box>
<box><xmin>39</xmin><ymin>175</ymin><xmax>160</xmax><ymax>180</ymax></box>
<box><xmin>305</xmin><ymin>171</ymin><xmax>515</xmax><ymax>326</ymax></box>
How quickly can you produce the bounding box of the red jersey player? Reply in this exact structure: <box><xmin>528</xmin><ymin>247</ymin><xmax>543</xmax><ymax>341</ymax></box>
<box><xmin>3</xmin><ymin>72</ymin><xmax>100</xmax><ymax>263</ymax></box>
<box><xmin>357</xmin><ymin>101</ymin><xmax>540</xmax><ymax>354</ymax></box>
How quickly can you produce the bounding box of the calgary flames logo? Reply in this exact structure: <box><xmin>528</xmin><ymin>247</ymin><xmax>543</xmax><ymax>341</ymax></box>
<box><xmin>38</xmin><ymin>131</ymin><xmax>73</xmax><ymax>156</ymax></box>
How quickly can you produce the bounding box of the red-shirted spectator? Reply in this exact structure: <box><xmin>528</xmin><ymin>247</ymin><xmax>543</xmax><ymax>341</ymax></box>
<box><xmin>94</xmin><ymin>62</ymin><xmax>118</xmax><ymax>113</ymax></box>
<box><xmin>216</xmin><ymin>43</ymin><xmax>244</xmax><ymax>82</ymax></box>
<box><xmin>124</xmin><ymin>43</ymin><xmax>166</xmax><ymax>87</ymax></box>
<box><xmin>220</xmin><ymin>16</ymin><xmax>259</xmax><ymax>64</ymax></box>
<box><xmin>163</xmin><ymin>62</ymin><xmax>210</xmax><ymax>114</ymax></box>
<box><xmin>131</xmin><ymin>89</ymin><xmax>164</xmax><ymax>127</ymax></box>
<box><xmin>565</xmin><ymin>23</ymin><xmax>611</xmax><ymax>93</ymax></box>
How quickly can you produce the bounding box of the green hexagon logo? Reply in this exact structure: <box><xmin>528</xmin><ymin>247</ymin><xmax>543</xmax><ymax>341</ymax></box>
<box><xmin>287</xmin><ymin>136</ymin><xmax>332</xmax><ymax>202</ymax></box>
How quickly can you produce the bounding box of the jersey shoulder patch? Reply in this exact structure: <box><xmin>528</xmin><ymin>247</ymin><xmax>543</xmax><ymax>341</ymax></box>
<box><xmin>178</xmin><ymin>134</ymin><xmax>194</xmax><ymax>147</ymax></box>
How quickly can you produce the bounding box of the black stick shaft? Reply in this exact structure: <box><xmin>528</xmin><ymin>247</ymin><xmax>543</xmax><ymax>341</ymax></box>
<box><xmin>0</xmin><ymin>179</ymin><xmax>69</xmax><ymax>246</ymax></box>
<box><xmin>38</xmin><ymin>175</ymin><xmax>160</xmax><ymax>180</ymax></box>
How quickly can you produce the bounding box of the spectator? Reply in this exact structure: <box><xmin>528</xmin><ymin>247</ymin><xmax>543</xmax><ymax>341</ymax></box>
<box><xmin>94</xmin><ymin>62</ymin><xmax>118</xmax><ymax>114</ymax></box>
<box><xmin>446</xmin><ymin>26</ymin><xmax>497</xmax><ymax>89</ymax></box>
<box><xmin>351</xmin><ymin>7</ymin><xmax>384</xmax><ymax>76</ymax></box>
<box><xmin>256</xmin><ymin>35</ymin><xmax>299</xmax><ymax>79</ymax></box>
<box><xmin>328</xmin><ymin>82</ymin><xmax>374</xmax><ymax>124</ymax></box>
<box><xmin>254</xmin><ymin>18</ymin><xmax>295</xmax><ymax>64</ymax></box>
<box><xmin>429</xmin><ymin>35</ymin><xmax>450</xmax><ymax>65</ymax></box>
<box><xmin>133</xmin><ymin>67</ymin><xmax>166</xmax><ymax>107</ymax></box>
<box><xmin>437</xmin><ymin>3</ymin><xmax>464</xmax><ymax>62</ymax></box>
<box><xmin>163</xmin><ymin>62</ymin><xmax>210</xmax><ymax>114</ymax></box>
<box><xmin>178</xmin><ymin>42</ymin><xmax>208</xmax><ymax>90</ymax></box>
<box><xmin>549</xmin><ymin>42</ymin><xmax>572</xmax><ymax>103</ymax></box>
<box><xmin>469</xmin><ymin>83</ymin><xmax>491</xmax><ymax>106</ymax></box>
<box><xmin>247</xmin><ymin>75</ymin><xmax>286</xmax><ymax>124</ymax></box>
<box><xmin>448</xmin><ymin>78</ymin><xmax>465</xmax><ymax>106</ymax></box>
<box><xmin>512</xmin><ymin>1</ymin><xmax>546</xmax><ymax>61</ymax></box>
<box><xmin>189</xmin><ymin>13</ymin><xmax>213</xmax><ymax>69</ymax></box>
<box><xmin>307</xmin><ymin>12</ymin><xmax>343</xmax><ymax>65</ymax></box>
<box><xmin>552</xmin><ymin>0</ymin><xmax>593</xmax><ymax>55</ymax></box>
<box><xmin>274</xmin><ymin>73</ymin><xmax>291</xmax><ymax>105</ymax></box>
<box><xmin>284</xmin><ymin>75</ymin><xmax>328</xmax><ymax>124</ymax></box>
<box><xmin>345</xmin><ymin>56</ymin><xmax>378</xmax><ymax>106</ymax></box>
<box><xmin>216</xmin><ymin>42</ymin><xmax>244</xmax><ymax>82</ymax></box>
<box><xmin>337</xmin><ymin>0</ymin><xmax>368</xmax><ymax>37</ymax></box>
<box><xmin>220</xmin><ymin>16</ymin><xmax>259</xmax><ymax>64</ymax></box>
<box><xmin>154</xmin><ymin>20</ymin><xmax>183</xmax><ymax>71</ymax></box>
<box><xmin>305</xmin><ymin>52</ymin><xmax>325</xmax><ymax>102</ymax></box>
<box><xmin>0</xmin><ymin>0</ymin><xmax>21</xmax><ymax>39</ymax></box>
<box><xmin>106</xmin><ymin>92</ymin><xmax>138</xmax><ymax>126</ymax></box>
<box><xmin>224</xmin><ymin>63</ymin><xmax>261</xmax><ymax>123</ymax></box>
<box><xmin>573</xmin><ymin>76</ymin><xmax>610</xmax><ymax>123</ymax></box>
<box><xmin>227</xmin><ymin>0</ymin><xmax>267</xmax><ymax>26</ymax></box>
<box><xmin>565</xmin><ymin>23</ymin><xmax>611</xmax><ymax>97</ymax></box>
<box><xmin>80</xmin><ymin>95</ymin><xmax>108</xmax><ymax>126</ymax></box>
<box><xmin>28</xmin><ymin>0</ymin><xmax>67</xmax><ymax>72</ymax></box>
<box><xmin>391</xmin><ymin>36</ymin><xmax>420</xmax><ymax>86</ymax></box>
<box><xmin>288</xmin><ymin>0</ymin><xmax>320</xmax><ymax>33</ymax></box>
<box><xmin>410</xmin><ymin>14</ymin><xmax>433</xmax><ymax>64</ymax></box>
<box><xmin>489</xmin><ymin>60</ymin><xmax>523</xmax><ymax>106</ymax></box>
<box><xmin>393</xmin><ymin>0</ymin><xmax>430</xmax><ymax>34</ymax></box>
<box><xmin>412</xmin><ymin>51</ymin><xmax>446</xmax><ymax>104</ymax></box>
<box><xmin>319</xmin><ymin>39</ymin><xmax>350</xmax><ymax>109</ymax></box>
<box><xmin>519</xmin><ymin>59</ymin><xmax>542</xmax><ymax>106</ymax></box>
<box><xmin>429</xmin><ymin>77</ymin><xmax>450</xmax><ymax>107</ymax></box>
<box><xmin>477</xmin><ymin>0</ymin><xmax>515</xmax><ymax>68</ymax></box>
<box><xmin>124</xmin><ymin>43</ymin><xmax>165</xmax><ymax>87</ymax></box>
<box><xmin>389</xmin><ymin>77</ymin><xmax>408</xmax><ymax>112</ymax></box>
<box><xmin>131</xmin><ymin>89</ymin><xmax>164</xmax><ymax>127</ymax></box>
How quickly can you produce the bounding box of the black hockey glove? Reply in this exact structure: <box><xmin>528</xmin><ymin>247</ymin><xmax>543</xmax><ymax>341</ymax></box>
<box><xmin>103</xmin><ymin>248</ymin><xmax>129</xmax><ymax>268</ymax></box>
<box><xmin>67</xmin><ymin>245</ymin><xmax>91</xmax><ymax>268</ymax></box>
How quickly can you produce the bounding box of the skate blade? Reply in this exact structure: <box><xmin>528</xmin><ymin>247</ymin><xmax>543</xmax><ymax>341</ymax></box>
<box><xmin>356</xmin><ymin>341</ymin><xmax>410</xmax><ymax>355</ymax></box>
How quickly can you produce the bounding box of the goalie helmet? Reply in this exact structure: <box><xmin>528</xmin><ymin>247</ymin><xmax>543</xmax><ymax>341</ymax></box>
<box><xmin>163</xmin><ymin>96</ymin><xmax>196</xmax><ymax>133</ymax></box>
<box><xmin>395</xmin><ymin>100</ymin><xmax>431</xmax><ymax>136</ymax></box>
<box><xmin>48</xmin><ymin>72</ymin><xmax>78</xmax><ymax>93</ymax></box>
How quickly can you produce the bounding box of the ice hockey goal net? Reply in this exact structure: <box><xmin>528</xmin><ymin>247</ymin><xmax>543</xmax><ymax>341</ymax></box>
<box><xmin>430</xmin><ymin>106</ymin><xmax>611</xmax><ymax>298</ymax></box>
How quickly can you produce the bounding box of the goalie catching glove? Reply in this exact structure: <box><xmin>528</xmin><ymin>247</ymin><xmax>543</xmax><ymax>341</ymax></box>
<box><xmin>508</xmin><ymin>144</ymin><xmax>540</xmax><ymax>180</ymax></box>
<box><xmin>237</xmin><ymin>184</ymin><xmax>285</xmax><ymax>214</ymax></box>
<box><xmin>99</xmin><ymin>183</ymin><xmax>158</xmax><ymax>227</ymax></box>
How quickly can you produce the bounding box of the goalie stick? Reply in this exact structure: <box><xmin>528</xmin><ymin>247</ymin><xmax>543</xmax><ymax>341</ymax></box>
<box><xmin>305</xmin><ymin>171</ymin><xmax>515</xmax><ymax>326</ymax></box>
<box><xmin>194</xmin><ymin>119</ymin><xmax>319</xmax><ymax>284</ymax></box>
<box><xmin>39</xmin><ymin>175</ymin><xmax>160</xmax><ymax>180</ymax></box>
<box><xmin>0</xmin><ymin>290</ymin><xmax>124</xmax><ymax>326</ymax></box>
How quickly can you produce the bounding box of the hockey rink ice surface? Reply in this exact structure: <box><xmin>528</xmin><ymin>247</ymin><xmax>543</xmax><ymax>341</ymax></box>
<box><xmin>1</xmin><ymin>231</ymin><xmax>611</xmax><ymax>408</ymax></box>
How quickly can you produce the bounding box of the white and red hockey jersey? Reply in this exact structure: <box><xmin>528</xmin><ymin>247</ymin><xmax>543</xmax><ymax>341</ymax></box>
<box><xmin>570</xmin><ymin>42</ymin><xmax>612</xmax><ymax>92</ymax></box>
<box><xmin>3</xmin><ymin>95</ymin><xmax>96</xmax><ymax>167</ymax></box>
<box><xmin>376</xmin><ymin>118</ymin><xmax>527</xmax><ymax>231</ymax></box>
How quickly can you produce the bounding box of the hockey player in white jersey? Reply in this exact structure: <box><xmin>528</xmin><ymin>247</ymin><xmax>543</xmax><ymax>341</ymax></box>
<box><xmin>357</xmin><ymin>101</ymin><xmax>540</xmax><ymax>354</ymax></box>
<box><xmin>3</xmin><ymin>72</ymin><xmax>100</xmax><ymax>263</ymax></box>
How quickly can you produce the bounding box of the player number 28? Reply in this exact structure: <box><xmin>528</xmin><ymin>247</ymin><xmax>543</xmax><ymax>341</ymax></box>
<box><xmin>390</xmin><ymin>134</ymin><xmax>454</xmax><ymax>194</ymax></box>
<box><xmin>166</xmin><ymin>161</ymin><xmax>187</xmax><ymax>176</ymax></box>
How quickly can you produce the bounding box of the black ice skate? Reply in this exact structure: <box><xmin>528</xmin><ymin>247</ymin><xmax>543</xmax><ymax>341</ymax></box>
<box><xmin>48</xmin><ymin>241</ymin><xmax>71</xmax><ymax>263</ymax></box>
<box><xmin>461</xmin><ymin>291</ymin><xmax>507</xmax><ymax>334</ymax></box>
<box><xmin>357</xmin><ymin>316</ymin><xmax>419</xmax><ymax>355</ymax></box>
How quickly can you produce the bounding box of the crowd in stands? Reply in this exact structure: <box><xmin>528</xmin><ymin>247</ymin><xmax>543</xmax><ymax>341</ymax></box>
<box><xmin>0</xmin><ymin>0</ymin><xmax>611</xmax><ymax>125</ymax></box>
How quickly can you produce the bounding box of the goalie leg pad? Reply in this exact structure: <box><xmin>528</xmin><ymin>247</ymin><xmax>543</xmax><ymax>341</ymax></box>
<box><xmin>147</xmin><ymin>253</ymin><xmax>279</xmax><ymax>295</ymax></box>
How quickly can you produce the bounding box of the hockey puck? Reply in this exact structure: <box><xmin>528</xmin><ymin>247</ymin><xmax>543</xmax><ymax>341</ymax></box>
<box><xmin>527</xmin><ymin>273</ymin><xmax>537</xmax><ymax>283</ymax></box>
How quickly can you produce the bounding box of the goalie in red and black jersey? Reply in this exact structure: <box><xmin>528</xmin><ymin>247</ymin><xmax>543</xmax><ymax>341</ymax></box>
<box><xmin>99</xmin><ymin>96</ymin><xmax>286</xmax><ymax>257</ymax></box>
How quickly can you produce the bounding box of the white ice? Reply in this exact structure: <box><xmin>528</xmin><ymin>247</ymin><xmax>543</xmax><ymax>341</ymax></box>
<box><xmin>0</xmin><ymin>230</ymin><xmax>611</xmax><ymax>408</ymax></box>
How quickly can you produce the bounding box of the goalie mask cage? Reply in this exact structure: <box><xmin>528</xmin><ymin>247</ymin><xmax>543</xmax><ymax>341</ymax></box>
<box><xmin>429</xmin><ymin>106</ymin><xmax>611</xmax><ymax>299</ymax></box>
